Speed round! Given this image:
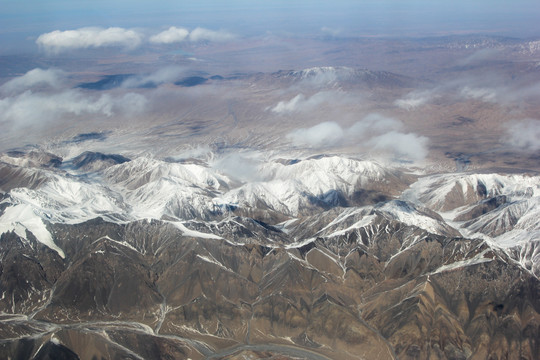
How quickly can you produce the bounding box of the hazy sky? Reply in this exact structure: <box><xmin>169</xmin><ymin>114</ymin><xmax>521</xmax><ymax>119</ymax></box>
<box><xmin>1</xmin><ymin>0</ymin><xmax>540</xmax><ymax>53</ymax></box>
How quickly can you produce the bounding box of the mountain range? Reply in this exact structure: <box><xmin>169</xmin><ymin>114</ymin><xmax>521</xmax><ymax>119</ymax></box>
<box><xmin>1</xmin><ymin>146</ymin><xmax>538</xmax><ymax>359</ymax></box>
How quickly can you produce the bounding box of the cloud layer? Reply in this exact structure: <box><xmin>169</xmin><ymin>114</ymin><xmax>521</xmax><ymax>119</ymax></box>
<box><xmin>270</xmin><ymin>91</ymin><xmax>354</xmax><ymax>114</ymax></box>
<box><xmin>287</xmin><ymin>114</ymin><xmax>429</xmax><ymax>161</ymax></box>
<box><xmin>367</xmin><ymin>131</ymin><xmax>428</xmax><ymax>161</ymax></box>
<box><xmin>395</xmin><ymin>74</ymin><xmax>540</xmax><ymax>110</ymax></box>
<box><xmin>121</xmin><ymin>66</ymin><xmax>186</xmax><ymax>88</ymax></box>
<box><xmin>506</xmin><ymin>119</ymin><xmax>540</xmax><ymax>152</ymax></box>
<box><xmin>0</xmin><ymin>69</ymin><xmax>147</xmax><ymax>130</ymax></box>
<box><xmin>211</xmin><ymin>152</ymin><xmax>263</xmax><ymax>183</ymax></box>
<box><xmin>150</xmin><ymin>26</ymin><xmax>190</xmax><ymax>44</ymax></box>
<box><xmin>0</xmin><ymin>68</ymin><xmax>64</xmax><ymax>95</ymax></box>
<box><xmin>0</xmin><ymin>90</ymin><xmax>146</xmax><ymax>128</ymax></box>
<box><xmin>188</xmin><ymin>27</ymin><xmax>235</xmax><ymax>42</ymax></box>
<box><xmin>151</xmin><ymin>26</ymin><xmax>236</xmax><ymax>44</ymax></box>
<box><xmin>287</xmin><ymin>122</ymin><xmax>345</xmax><ymax>147</ymax></box>
<box><xmin>36</xmin><ymin>27</ymin><xmax>143</xmax><ymax>53</ymax></box>
<box><xmin>36</xmin><ymin>26</ymin><xmax>236</xmax><ymax>53</ymax></box>
<box><xmin>394</xmin><ymin>90</ymin><xmax>436</xmax><ymax>110</ymax></box>
<box><xmin>460</xmin><ymin>86</ymin><xmax>497</xmax><ymax>103</ymax></box>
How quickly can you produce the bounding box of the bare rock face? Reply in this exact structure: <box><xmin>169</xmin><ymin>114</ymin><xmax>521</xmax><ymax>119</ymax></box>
<box><xmin>35</xmin><ymin>237</ymin><xmax>163</xmax><ymax>324</ymax></box>
<box><xmin>0</xmin><ymin>162</ymin><xmax>50</xmax><ymax>192</ymax></box>
<box><xmin>0</xmin><ymin>231</ymin><xmax>64</xmax><ymax>315</ymax></box>
<box><xmin>1</xmin><ymin>212</ymin><xmax>539</xmax><ymax>360</ymax></box>
<box><xmin>70</xmin><ymin>151</ymin><xmax>130</xmax><ymax>172</ymax></box>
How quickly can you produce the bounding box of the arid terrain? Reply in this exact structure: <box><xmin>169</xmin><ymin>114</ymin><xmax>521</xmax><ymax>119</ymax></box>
<box><xmin>1</xmin><ymin>33</ymin><xmax>540</xmax><ymax>359</ymax></box>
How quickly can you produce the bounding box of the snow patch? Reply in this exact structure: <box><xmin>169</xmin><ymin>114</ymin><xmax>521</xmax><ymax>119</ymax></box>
<box><xmin>0</xmin><ymin>204</ymin><xmax>65</xmax><ymax>258</ymax></box>
<box><xmin>378</xmin><ymin>200</ymin><xmax>453</xmax><ymax>236</ymax></box>
<box><xmin>327</xmin><ymin>214</ymin><xmax>376</xmax><ymax>238</ymax></box>
<box><xmin>432</xmin><ymin>249</ymin><xmax>494</xmax><ymax>274</ymax></box>
<box><xmin>171</xmin><ymin>221</ymin><xmax>223</xmax><ymax>239</ymax></box>
<box><xmin>285</xmin><ymin>237</ymin><xmax>316</xmax><ymax>249</ymax></box>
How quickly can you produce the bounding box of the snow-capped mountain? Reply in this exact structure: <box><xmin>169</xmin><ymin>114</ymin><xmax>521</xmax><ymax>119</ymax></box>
<box><xmin>0</xmin><ymin>153</ymin><xmax>410</xmax><ymax>254</ymax></box>
<box><xmin>1</xmin><ymin>148</ymin><xmax>539</xmax><ymax>360</ymax></box>
<box><xmin>270</xmin><ymin>66</ymin><xmax>418</xmax><ymax>89</ymax></box>
<box><xmin>402</xmin><ymin>173</ymin><xmax>540</xmax><ymax>248</ymax></box>
<box><xmin>1</xmin><ymin>149</ymin><xmax>539</xmax><ymax>277</ymax></box>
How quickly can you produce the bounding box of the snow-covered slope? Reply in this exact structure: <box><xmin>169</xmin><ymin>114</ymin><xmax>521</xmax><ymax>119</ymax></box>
<box><xmin>375</xmin><ymin>200</ymin><xmax>461</xmax><ymax>236</ymax></box>
<box><xmin>103</xmin><ymin>157</ymin><xmax>230</xmax><ymax>220</ymax></box>
<box><xmin>218</xmin><ymin>156</ymin><xmax>396</xmax><ymax>215</ymax></box>
<box><xmin>0</xmin><ymin>203</ymin><xmax>65</xmax><ymax>258</ymax></box>
<box><xmin>0</xmin><ymin>152</ymin><xmax>404</xmax><ymax>255</ymax></box>
<box><xmin>402</xmin><ymin>172</ymin><xmax>540</xmax><ymax>249</ymax></box>
<box><xmin>1</xmin><ymin>150</ymin><xmax>539</xmax><ymax>271</ymax></box>
<box><xmin>2</xmin><ymin>150</ymin><xmax>540</xmax><ymax>360</ymax></box>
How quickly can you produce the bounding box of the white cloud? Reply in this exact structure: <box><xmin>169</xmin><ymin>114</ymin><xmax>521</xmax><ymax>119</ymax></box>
<box><xmin>460</xmin><ymin>86</ymin><xmax>497</xmax><ymax>102</ymax></box>
<box><xmin>169</xmin><ymin>145</ymin><xmax>213</xmax><ymax>162</ymax></box>
<box><xmin>394</xmin><ymin>90</ymin><xmax>437</xmax><ymax>110</ymax></box>
<box><xmin>395</xmin><ymin>79</ymin><xmax>537</xmax><ymax>108</ymax></box>
<box><xmin>368</xmin><ymin>131</ymin><xmax>429</xmax><ymax>161</ymax></box>
<box><xmin>505</xmin><ymin>119</ymin><xmax>540</xmax><ymax>152</ymax></box>
<box><xmin>349</xmin><ymin>113</ymin><xmax>403</xmax><ymax>136</ymax></box>
<box><xmin>36</xmin><ymin>27</ymin><xmax>143</xmax><ymax>53</ymax></box>
<box><xmin>0</xmin><ymin>89</ymin><xmax>146</xmax><ymax>129</ymax></box>
<box><xmin>150</xmin><ymin>26</ymin><xmax>189</xmax><ymax>44</ymax></box>
<box><xmin>287</xmin><ymin>122</ymin><xmax>345</xmax><ymax>147</ymax></box>
<box><xmin>212</xmin><ymin>152</ymin><xmax>263</xmax><ymax>182</ymax></box>
<box><xmin>395</xmin><ymin>76</ymin><xmax>537</xmax><ymax>109</ymax></box>
<box><xmin>271</xmin><ymin>94</ymin><xmax>306</xmax><ymax>113</ymax></box>
<box><xmin>188</xmin><ymin>27</ymin><xmax>236</xmax><ymax>42</ymax></box>
<box><xmin>121</xmin><ymin>66</ymin><xmax>185</xmax><ymax>88</ymax></box>
<box><xmin>435</xmin><ymin>76</ymin><xmax>540</xmax><ymax>105</ymax></box>
<box><xmin>479</xmin><ymin>81</ymin><xmax>540</xmax><ymax>104</ymax></box>
<box><xmin>286</xmin><ymin>114</ymin><xmax>429</xmax><ymax>161</ymax></box>
<box><xmin>270</xmin><ymin>91</ymin><xmax>352</xmax><ymax>114</ymax></box>
<box><xmin>0</xmin><ymin>90</ymin><xmax>110</xmax><ymax>126</ymax></box>
<box><xmin>0</xmin><ymin>68</ymin><xmax>64</xmax><ymax>95</ymax></box>
<box><xmin>36</xmin><ymin>26</ymin><xmax>236</xmax><ymax>53</ymax></box>
<box><xmin>115</xmin><ymin>93</ymin><xmax>148</xmax><ymax>115</ymax></box>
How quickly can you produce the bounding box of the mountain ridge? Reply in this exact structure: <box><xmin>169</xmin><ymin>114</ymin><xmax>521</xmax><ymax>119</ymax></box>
<box><xmin>1</xmin><ymin>148</ymin><xmax>539</xmax><ymax>359</ymax></box>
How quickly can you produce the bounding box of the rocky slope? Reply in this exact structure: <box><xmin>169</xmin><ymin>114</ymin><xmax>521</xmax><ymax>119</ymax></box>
<box><xmin>0</xmin><ymin>149</ymin><xmax>539</xmax><ymax>359</ymax></box>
